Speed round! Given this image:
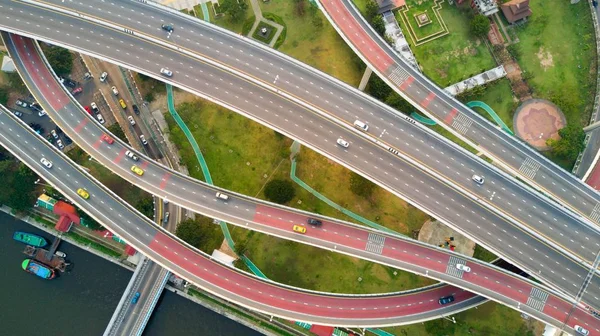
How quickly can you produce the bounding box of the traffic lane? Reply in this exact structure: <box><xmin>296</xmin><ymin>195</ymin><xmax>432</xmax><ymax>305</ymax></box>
<box><xmin>544</xmin><ymin>294</ymin><xmax>599</xmax><ymax>335</ymax></box>
<box><xmin>579</xmin><ymin>129</ymin><xmax>600</xmax><ymax>178</ymax></box>
<box><xmin>4</xmin><ymin>3</ymin><xmax>596</xmax><ymax>266</ymax></box>
<box><xmin>14</xmin><ymin>33</ymin><xmax>596</xmax><ymax>308</ymax></box>
<box><xmin>333</xmin><ymin>0</ymin><xmax>600</xmax><ymax>225</ymax></box>
<box><xmin>0</xmin><ymin>106</ymin><xmax>501</xmax><ymax>327</ymax></box>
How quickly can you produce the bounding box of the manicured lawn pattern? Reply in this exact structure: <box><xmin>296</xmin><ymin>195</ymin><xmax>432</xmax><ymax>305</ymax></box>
<box><xmin>396</xmin><ymin>0</ymin><xmax>448</xmax><ymax>44</ymax></box>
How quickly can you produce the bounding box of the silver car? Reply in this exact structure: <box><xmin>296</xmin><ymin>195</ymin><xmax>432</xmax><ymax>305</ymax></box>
<box><xmin>160</xmin><ymin>68</ymin><xmax>173</xmax><ymax>77</ymax></box>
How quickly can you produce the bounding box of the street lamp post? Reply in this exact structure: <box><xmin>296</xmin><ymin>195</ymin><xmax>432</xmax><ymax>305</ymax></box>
<box><xmin>441</xmin><ymin>315</ymin><xmax>456</xmax><ymax>324</ymax></box>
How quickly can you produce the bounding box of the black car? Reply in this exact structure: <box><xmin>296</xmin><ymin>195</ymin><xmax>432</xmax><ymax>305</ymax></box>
<box><xmin>307</xmin><ymin>218</ymin><xmax>322</xmax><ymax>226</ymax></box>
<box><xmin>64</xmin><ymin>78</ymin><xmax>77</xmax><ymax>88</ymax></box>
<box><xmin>132</xmin><ymin>104</ymin><xmax>140</xmax><ymax>115</ymax></box>
<box><xmin>438</xmin><ymin>295</ymin><xmax>455</xmax><ymax>305</ymax></box>
<box><xmin>30</xmin><ymin>102</ymin><xmax>43</xmax><ymax>112</ymax></box>
<box><xmin>63</xmin><ymin>135</ymin><xmax>73</xmax><ymax>145</ymax></box>
<box><xmin>161</xmin><ymin>24</ymin><xmax>174</xmax><ymax>33</ymax></box>
<box><xmin>55</xmin><ymin>126</ymin><xmax>63</xmax><ymax>135</ymax></box>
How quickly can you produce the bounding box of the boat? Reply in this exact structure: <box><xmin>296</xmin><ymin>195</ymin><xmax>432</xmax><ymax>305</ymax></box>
<box><xmin>21</xmin><ymin>259</ymin><xmax>55</xmax><ymax>279</ymax></box>
<box><xmin>13</xmin><ymin>231</ymin><xmax>48</xmax><ymax>247</ymax></box>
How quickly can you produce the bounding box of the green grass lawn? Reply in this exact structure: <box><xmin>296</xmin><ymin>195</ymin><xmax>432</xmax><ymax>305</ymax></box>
<box><xmin>510</xmin><ymin>0</ymin><xmax>596</xmax><ymax>125</ymax></box>
<box><xmin>396</xmin><ymin>0</ymin><xmax>446</xmax><ymax>42</ymax></box>
<box><xmin>397</xmin><ymin>2</ymin><xmax>496</xmax><ymax>86</ymax></box>
<box><xmin>459</xmin><ymin>79</ymin><xmax>518</xmax><ymax>130</ymax></box>
<box><xmin>259</xmin><ymin>0</ymin><xmax>365</xmax><ymax>86</ymax></box>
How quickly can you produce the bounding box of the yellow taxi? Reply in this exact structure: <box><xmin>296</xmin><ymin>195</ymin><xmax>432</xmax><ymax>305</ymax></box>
<box><xmin>292</xmin><ymin>225</ymin><xmax>306</xmax><ymax>234</ymax></box>
<box><xmin>119</xmin><ymin>99</ymin><xmax>127</xmax><ymax>109</ymax></box>
<box><xmin>131</xmin><ymin>165</ymin><xmax>144</xmax><ymax>176</ymax></box>
<box><xmin>77</xmin><ymin>188</ymin><xmax>90</xmax><ymax>199</ymax></box>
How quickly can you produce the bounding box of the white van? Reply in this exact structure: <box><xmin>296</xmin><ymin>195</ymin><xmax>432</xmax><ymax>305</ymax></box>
<box><xmin>353</xmin><ymin>120</ymin><xmax>369</xmax><ymax>132</ymax></box>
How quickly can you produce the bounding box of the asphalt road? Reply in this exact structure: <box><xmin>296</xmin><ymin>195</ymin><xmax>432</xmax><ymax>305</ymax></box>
<box><xmin>319</xmin><ymin>0</ymin><xmax>600</xmax><ymax>229</ymax></box>
<box><xmin>5</xmin><ymin>0</ymin><xmax>600</xmax><ymax>277</ymax></box>
<box><xmin>2</xmin><ymin>3</ymin><xmax>600</xmax><ymax>310</ymax></box>
<box><xmin>3</xmin><ymin>32</ymin><xmax>597</xmax><ymax>330</ymax></box>
<box><xmin>0</xmin><ymin>105</ymin><xmax>594</xmax><ymax>331</ymax></box>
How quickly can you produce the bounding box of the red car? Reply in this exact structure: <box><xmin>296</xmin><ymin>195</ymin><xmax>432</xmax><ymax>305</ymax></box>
<box><xmin>101</xmin><ymin>134</ymin><xmax>114</xmax><ymax>144</ymax></box>
<box><xmin>84</xmin><ymin>106</ymin><xmax>93</xmax><ymax>115</ymax></box>
<box><xmin>71</xmin><ymin>87</ymin><xmax>83</xmax><ymax>95</ymax></box>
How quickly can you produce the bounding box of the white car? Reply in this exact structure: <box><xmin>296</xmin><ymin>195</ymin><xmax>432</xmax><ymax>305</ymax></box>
<box><xmin>50</xmin><ymin>130</ymin><xmax>58</xmax><ymax>139</ymax></box>
<box><xmin>574</xmin><ymin>325</ymin><xmax>589</xmax><ymax>336</ymax></box>
<box><xmin>472</xmin><ymin>175</ymin><xmax>485</xmax><ymax>185</ymax></box>
<box><xmin>353</xmin><ymin>119</ymin><xmax>369</xmax><ymax>132</ymax></box>
<box><xmin>15</xmin><ymin>99</ymin><xmax>29</xmax><ymax>108</ymax></box>
<box><xmin>139</xmin><ymin>134</ymin><xmax>148</xmax><ymax>145</ymax></box>
<box><xmin>125</xmin><ymin>150</ymin><xmax>139</xmax><ymax>161</ymax></box>
<box><xmin>38</xmin><ymin>109</ymin><xmax>47</xmax><ymax>117</ymax></box>
<box><xmin>99</xmin><ymin>71</ymin><xmax>108</xmax><ymax>82</ymax></box>
<box><xmin>336</xmin><ymin>137</ymin><xmax>349</xmax><ymax>148</ymax></box>
<box><xmin>216</xmin><ymin>192</ymin><xmax>229</xmax><ymax>201</ymax></box>
<box><xmin>456</xmin><ymin>264</ymin><xmax>471</xmax><ymax>272</ymax></box>
<box><xmin>111</xmin><ymin>86</ymin><xmax>119</xmax><ymax>95</ymax></box>
<box><xmin>40</xmin><ymin>157</ymin><xmax>53</xmax><ymax>169</ymax></box>
<box><xmin>54</xmin><ymin>251</ymin><xmax>66</xmax><ymax>258</ymax></box>
<box><xmin>96</xmin><ymin>114</ymin><xmax>105</xmax><ymax>124</ymax></box>
<box><xmin>56</xmin><ymin>139</ymin><xmax>64</xmax><ymax>150</ymax></box>
<box><xmin>127</xmin><ymin>116</ymin><xmax>136</xmax><ymax>125</ymax></box>
<box><xmin>90</xmin><ymin>102</ymin><xmax>99</xmax><ymax>112</ymax></box>
<box><xmin>160</xmin><ymin>67</ymin><xmax>173</xmax><ymax>77</ymax></box>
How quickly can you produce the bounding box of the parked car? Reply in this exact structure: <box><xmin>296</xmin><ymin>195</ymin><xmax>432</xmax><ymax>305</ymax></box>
<box><xmin>13</xmin><ymin>110</ymin><xmax>23</xmax><ymax>118</ymax></box>
<box><xmin>15</xmin><ymin>99</ymin><xmax>29</xmax><ymax>108</ymax></box>
<box><xmin>139</xmin><ymin>134</ymin><xmax>148</xmax><ymax>145</ymax></box>
<box><xmin>163</xmin><ymin>212</ymin><xmax>170</xmax><ymax>224</ymax></box>
<box><xmin>90</xmin><ymin>102</ymin><xmax>99</xmax><ymax>113</ymax></box>
<box><xmin>51</xmin><ymin>130</ymin><xmax>58</xmax><ymax>139</ymax></box>
<box><xmin>64</xmin><ymin>78</ymin><xmax>77</xmax><ymax>88</ymax></box>
<box><xmin>96</xmin><ymin>114</ymin><xmax>105</xmax><ymax>124</ymax></box>
<box><xmin>84</xmin><ymin>106</ymin><xmax>93</xmax><ymax>115</ymax></box>
<box><xmin>54</xmin><ymin>251</ymin><xmax>66</xmax><ymax>258</ymax></box>
<box><xmin>30</xmin><ymin>102</ymin><xmax>42</xmax><ymax>112</ymax></box>
<box><xmin>71</xmin><ymin>87</ymin><xmax>83</xmax><ymax>95</ymax></box>
<box><xmin>99</xmin><ymin>71</ymin><xmax>108</xmax><ymax>82</ymax></box>
<box><xmin>56</xmin><ymin>139</ymin><xmax>64</xmax><ymax>150</ymax></box>
<box><xmin>38</xmin><ymin>109</ymin><xmax>47</xmax><ymax>117</ymax></box>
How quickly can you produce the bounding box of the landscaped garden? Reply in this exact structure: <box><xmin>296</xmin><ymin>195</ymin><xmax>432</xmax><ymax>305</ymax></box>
<box><xmin>396</xmin><ymin>0</ymin><xmax>448</xmax><ymax>44</ymax></box>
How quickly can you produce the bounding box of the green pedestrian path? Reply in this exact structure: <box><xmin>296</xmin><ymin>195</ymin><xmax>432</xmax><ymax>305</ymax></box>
<box><xmin>289</xmin><ymin>142</ymin><xmax>398</xmax><ymax>235</ymax></box>
<box><xmin>410</xmin><ymin>112</ymin><xmax>437</xmax><ymax>125</ymax></box>
<box><xmin>467</xmin><ymin>101</ymin><xmax>513</xmax><ymax>135</ymax></box>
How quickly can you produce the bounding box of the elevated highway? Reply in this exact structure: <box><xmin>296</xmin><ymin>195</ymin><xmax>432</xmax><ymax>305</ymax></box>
<box><xmin>2</xmin><ymin>32</ymin><xmax>597</xmax><ymax>331</ymax></box>
<box><xmin>2</xmin><ymin>2</ymin><xmax>600</xmax><ymax>310</ymax></box>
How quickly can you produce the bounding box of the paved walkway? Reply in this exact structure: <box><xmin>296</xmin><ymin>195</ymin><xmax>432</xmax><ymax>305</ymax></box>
<box><xmin>247</xmin><ymin>0</ymin><xmax>284</xmax><ymax>48</ymax></box>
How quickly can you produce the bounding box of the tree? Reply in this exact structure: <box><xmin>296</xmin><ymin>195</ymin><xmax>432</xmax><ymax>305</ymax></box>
<box><xmin>546</xmin><ymin>124</ymin><xmax>586</xmax><ymax>162</ymax></box>
<box><xmin>176</xmin><ymin>218</ymin><xmax>205</xmax><ymax>248</ymax></box>
<box><xmin>470</xmin><ymin>15</ymin><xmax>490</xmax><ymax>37</ymax></box>
<box><xmin>0</xmin><ymin>86</ymin><xmax>8</xmax><ymax>106</ymax></box>
<box><xmin>264</xmin><ymin>179</ymin><xmax>296</xmax><ymax>204</ymax></box>
<box><xmin>43</xmin><ymin>46</ymin><xmax>74</xmax><ymax>76</ymax></box>
<box><xmin>365</xmin><ymin>0</ymin><xmax>379</xmax><ymax>21</ymax></box>
<box><xmin>366</xmin><ymin>75</ymin><xmax>392</xmax><ymax>101</ymax></box>
<box><xmin>136</xmin><ymin>196</ymin><xmax>154</xmax><ymax>220</ymax></box>
<box><xmin>219</xmin><ymin>0</ymin><xmax>248</xmax><ymax>22</ymax></box>
<box><xmin>349</xmin><ymin>172</ymin><xmax>375</xmax><ymax>199</ymax></box>
<box><xmin>370</xmin><ymin>15</ymin><xmax>386</xmax><ymax>37</ymax></box>
<box><xmin>108</xmin><ymin>123</ymin><xmax>128</xmax><ymax>144</ymax></box>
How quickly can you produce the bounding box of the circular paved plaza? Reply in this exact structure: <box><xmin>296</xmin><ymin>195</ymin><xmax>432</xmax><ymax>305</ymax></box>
<box><xmin>513</xmin><ymin>99</ymin><xmax>566</xmax><ymax>151</ymax></box>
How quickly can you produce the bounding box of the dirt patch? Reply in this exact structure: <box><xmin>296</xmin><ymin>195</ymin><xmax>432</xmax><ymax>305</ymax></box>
<box><xmin>536</xmin><ymin>47</ymin><xmax>554</xmax><ymax>71</ymax></box>
<box><xmin>418</xmin><ymin>220</ymin><xmax>475</xmax><ymax>257</ymax></box>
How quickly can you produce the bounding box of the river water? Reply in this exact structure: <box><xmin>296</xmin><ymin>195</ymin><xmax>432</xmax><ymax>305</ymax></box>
<box><xmin>0</xmin><ymin>211</ymin><xmax>260</xmax><ymax>336</ymax></box>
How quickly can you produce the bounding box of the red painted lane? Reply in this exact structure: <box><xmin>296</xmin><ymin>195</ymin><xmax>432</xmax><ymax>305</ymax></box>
<box><xmin>420</xmin><ymin>92</ymin><xmax>436</xmax><ymax>109</ymax></box>
<box><xmin>544</xmin><ymin>295</ymin><xmax>599</xmax><ymax>333</ymax></box>
<box><xmin>73</xmin><ymin>118</ymin><xmax>89</xmax><ymax>133</ymax></box>
<box><xmin>150</xmin><ymin>231</ymin><xmax>473</xmax><ymax>319</ymax></box>
<box><xmin>114</xmin><ymin>148</ymin><xmax>127</xmax><ymax>164</ymax></box>
<box><xmin>92</xmin><ymin>138</ymin><xmax>103</xmax><ymax>149</ymax></box>
<box><xmin>400</xmin><ymin>77</ymin><xmax>414</xmax><ymax>91</ymax></box>
<box><xmin>159</xmin><ymin>172</ymin><xmax>171</xmax><ymax>190</ymax></box>
<box><xmin>12</xmin><ymin>36</ymin><xmax>69</xmax><ymax>112</ymax></box>
<box><xmin>444</xmin><ymin>108</ymin><xmax>458</xmax><ymax>125</ymax></box>
<box><xmin>586</xmin><ymin>161</ymin><xmax>600</xmax><ymax>189</ymax></box>
<box><xmin>320</xmin><ymin>0</ymin><xmax>395</xmax><ymax>72</ymax></box>
<box><xmin>140</xmin><ymin>160</ymin><xmax>150</xmax><ymax>170</ymax></box>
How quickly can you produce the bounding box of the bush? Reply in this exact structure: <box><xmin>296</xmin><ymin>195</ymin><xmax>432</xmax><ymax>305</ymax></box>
<box><xmin>0</xmin><ymin>86</ymin><xmax>8</xmax><ymax>105</ymax></box>
<box><xmin>264</xmin><ymin>179</ymin><xmax>296</xmax><ymax>204</ymax></box>
<box><xmin>546</xmin><ymin>124</ymin><xmax>585</xmax><ymax>162</ymax></box>
<box><xmin>144</xmin><ymin>92</ymin><xmax>155</xmax><ymax>103</ymax></box>
<box><xmin>470</xmin><ymin>15</ymin><xmax>491</xmax><ymax>37</ymax></box>
<box><xmin>43</xmin><ymin>46</ymin><xmax>73</xmax><ymax>76</ymax></box>
<box><xmin>108</xmin><ymin>123</ymin><xmax>128</xmax><ymax>144</ymax></box>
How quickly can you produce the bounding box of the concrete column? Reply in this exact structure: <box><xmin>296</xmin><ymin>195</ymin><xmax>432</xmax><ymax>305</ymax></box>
<box><xmin>358</xmin><ymin>67</ymin><xmax>373</xmax><ymax>91</ymax></box>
